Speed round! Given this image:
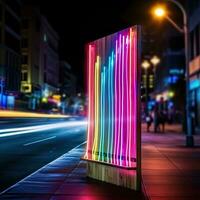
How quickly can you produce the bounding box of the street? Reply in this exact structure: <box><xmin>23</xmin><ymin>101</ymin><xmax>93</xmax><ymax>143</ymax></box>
<box><xmin>0</xmin><ymin>117</ymin><xmax>87</xmax><ymax>192</ymax></box>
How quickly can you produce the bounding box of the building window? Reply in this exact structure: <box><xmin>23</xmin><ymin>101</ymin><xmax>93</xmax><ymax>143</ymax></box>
<box><xmin>21</xmin><ymin>38</ymin><xmax>28</xmax><ymax>48</ymax></box>
<box><xmin>22</xmin><ymin>55</ymin><xmax>28</xmax><ymax>64</ymax></box>
<box><xmin>44</xmin><ymin>34</ymin><xmax>47</xmax><ymax>42</ymax></box>
<box><xmin>5</xmin><ymin>10</ymin><xmax>20</xmax><ymax>33</ymax></box>
<box><xmin>0</xmin><ymin>4</ymin><xmax>2</xmax><ymax>22</ymax></box>
<box><xmin>6</xmin><ymin>0</ymin><xmax>21</xmax><ymax>17</ymax></box>
<box><xmin>44</xmin><ymin>54</ymin><xmax>47</xmax><ymax>69</ymax></box>
<box><xmin>21</xmin><ymin>72</ymin><xmax>28</xmax><ymax>81</ymax></box>
<box><xmin>35</xmin><ymin>18</ymin><xmax>40</xmax><ymax>32</ymax></box>
<box><xmin>44</xmin><ymin>73</ymin><xmax>46</xmax><ymax>82</ymax></box>
<box><xmin>195</xmin><ymin>25</ymin><xmax>200</xmax><ymax>56</ymax></box>
<box><xmin>23</xmin><ymin>85</ymin><xmax>29</xmax><ymax>91</ymax></box>
<box><xmin>22</xmin><ymin>19</ymin><xmax>29</xmax><ymax>29</ymax></box>
<box><xmin>5</xmin><ymin>30</ymin><xmax>20</xmax><ymax>52</ymax></box>
<box><xmin>190</xmin><ymin>30</ymin><xmax>194</xmax><ymax>60</ymax></box>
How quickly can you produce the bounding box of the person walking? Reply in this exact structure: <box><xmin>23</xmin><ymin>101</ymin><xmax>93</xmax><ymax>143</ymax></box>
<box><xmin>146</xmin><ymin>112</ymin><xmax>153</xmax><ymax>132</ymax></box>
<box><xmin>154</xmin><ymin>105</ymin><xmax>160</xmax><ymax>133</ymax></box>
<box><xmin>159</xmin><ymin>110</ymin><xmax>166</xmax><ymax>133</ymax></box>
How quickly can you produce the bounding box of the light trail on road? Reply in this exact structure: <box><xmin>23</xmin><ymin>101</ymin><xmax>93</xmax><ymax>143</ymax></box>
<box><xmin>0</xmin><ymin>120</ymin><xmax>87</xmax><ymax>138</ymax></box>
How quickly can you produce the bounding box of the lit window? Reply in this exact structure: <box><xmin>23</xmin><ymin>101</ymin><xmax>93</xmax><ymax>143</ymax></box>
<box><xmin>44</xmin><ymin>34</ymin><xmax>47</xmax><ymax>42</ymax></box>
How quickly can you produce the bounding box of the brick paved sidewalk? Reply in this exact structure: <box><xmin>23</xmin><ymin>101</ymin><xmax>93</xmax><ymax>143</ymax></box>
<box><xmin>142</xmin><ymin>129</ymin><xmax>200</xmax><ymax>200</ymax></box>
<box><xmin>0</xmin><ymin>143</ymin><xmax>146</xmax><ymax>200</ymax></box>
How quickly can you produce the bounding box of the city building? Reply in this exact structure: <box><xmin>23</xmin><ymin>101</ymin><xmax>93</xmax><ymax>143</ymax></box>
<box><xmin>59</xmin><ymin>61</ymin><xmax>76</xmax><ymax>114</ymax></box>
<box><xmin>188</xmin><ymin>0</ymin><xmax>200</xmax><ymax>129</ymax></box>
<box><xmin>153</xmin><ymin>31</ymin><xmax>185</xmax><ymax>117</ymax></box>
<box><xmin>141</xmin><ymin>27</ymin><xmax>159</xmax><ymax>112</ymax></box>
<box><xmin>21</xmin><ymin>5</ymin><xmax>59</xmax><ymax>110</ymax></box>
<box><xmin>0</xmin><ymin>0</ymin><xmax>21</xmax><ymax>108</ymax></box>
<box><xmin>59</xmin><ymin>61</ymin><xmax>76</xmax><ymax>97</ymax></box>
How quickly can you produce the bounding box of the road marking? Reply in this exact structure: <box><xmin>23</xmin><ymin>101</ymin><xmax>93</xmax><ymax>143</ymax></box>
<box><xmin>23</xmin><ymin>136</ymin><xmax>56</xmax><ymax>146</ymax></box>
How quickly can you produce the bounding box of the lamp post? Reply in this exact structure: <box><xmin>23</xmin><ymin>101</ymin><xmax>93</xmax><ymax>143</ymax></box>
<box><xmin>142</xmin><ymin>60</ymin><xmax>151</xmax><ymax>115</ymax></box>
<box><xmin>153</xmin><ymin>1</ymin><xmax>194</xmax><ymax>146</ymax></box>
<box><xmin>150</xmin><ymin>55</ymin><xmax>160</xmax><ymax>88</ymax></box>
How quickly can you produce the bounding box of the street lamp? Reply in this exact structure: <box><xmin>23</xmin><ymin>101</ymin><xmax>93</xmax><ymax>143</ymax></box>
<box><xmin>154</xmin><ymin>6</ymin><xmax>166</xmax><ymax>17</ymax></box>
<box><xmin>150</xmin><ymin>55</ymin><xmax>160</xmax><ymax>66</ymax></box>
<box><xmin>152</xmin><ymin>1</ymin><xmax>193</xmax><ymax>146</ymax></box>
<box><xmin>142</xmin><ymin>60</ymin><xmax>151</xmax><ymax>114</ymax></box>
<box><xmin>150</xmin><ymin>55</ymin><xmax>160</xmax><ymax>88</ymax></box>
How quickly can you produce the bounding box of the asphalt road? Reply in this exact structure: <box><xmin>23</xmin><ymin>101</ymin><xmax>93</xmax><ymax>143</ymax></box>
<box><xmin>0</xmin><ymin>117</ymin><xmax>87</xmax><ymax>192</ymax></box>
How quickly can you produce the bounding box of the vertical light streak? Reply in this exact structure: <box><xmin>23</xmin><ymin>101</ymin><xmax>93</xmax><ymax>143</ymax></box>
<box><xmin>117</xmin><ymin>34</ymin><xmax>122</xmax><ymax>165</ymax></box>
<box><xmin>114</xmin><ymin>40</ymin><xmax>118</xmax><ymax>165</ymax></box>
<box><xmin>101</xmin><ymin>67</ymin><xmax>106</xmax><ymax>161</ymax></box>
<box><xmin>96</xmin><ymin>56</ymin><xmax>100</xmax><ymax>160</ymax></box>
<box><xmin>133</xmin><ymin>30</ymin><xmax>137</xmax><ymax>160</ymax></box>
<box><xmin>120</xmin><ymin>35</ymin><xmax>125</xmax><ymax>166</ymax></box>
<box><xmin>93</xmin><ymin>56</ymin><xmax>100</xmax><ymax>160</ymax></box>
<box><xmin>110</xmin><ymin>51</ymin><xmax>114</xmax><ymax>164</ymax></box>
<box><xmin>85</xmin><ymin>45</ymin><xmax>91</xmax><ymax>159</ymax></box>
<box><xmin>125</xmin><ymin>35</ymin><xmax>129</xmax><ymax>166</ymax></box>
<box><xmin>91</xmin><ymin>48</ymin><xmax>95</xmax><ymax>160</ymax></box>
<box><xmin>92</xmin><ymin>61</ymin><xmax>97</xmax><ymax>160</ymax></box>
<box><xmin>99</xmin><ymin>71</ymin><xmax>104</xmax><ymax>161</ymax></box>
<box><xmin>128</xmin><ymin>28</ymin><xmax>133</xmax><ymax>166</ymax></box>
<box><xmin>107</xmin><ymin>57</ymin><xmax>111</xmax><ymax>163</ymax></box>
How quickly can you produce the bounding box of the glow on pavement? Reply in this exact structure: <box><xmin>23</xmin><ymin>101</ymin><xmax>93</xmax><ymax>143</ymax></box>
<box><xmin>0</xmin><ymin>121</ymin><xmax>87</xmax><ymax>138</ymax></box>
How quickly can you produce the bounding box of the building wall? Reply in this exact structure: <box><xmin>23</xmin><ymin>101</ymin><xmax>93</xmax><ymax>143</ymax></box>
<box><xmin>21</xmin><ymin>6</ymin><xmax>41</xmax><ymax>94</ymax></box>
<box><xmin>0</xmin><ymin>0</ymin><xmax>21</xmax><ymax>93</ymax></box>
<box><xmin>60</xmin><ymin>61</ymin><xmax>76</xmax><ymax>97</ymax></box>
<box><xmin>152</xmin><ymin>30</ymin><xmax>185</xmax><ymax>116</ymax></box>
<box><xmin>188</xmin><ymin>0</ymin><xmax>200</xmax><ymax>128</ymax></box>
<box><xmin>40</xmin><ymin>16</ymin><xmax>59</xmax><ymax>92</ymax></box>
<box><xmin>20</xmin><ymin>6</ymin><xmax>59</xmax><ymax>98</ymax></box>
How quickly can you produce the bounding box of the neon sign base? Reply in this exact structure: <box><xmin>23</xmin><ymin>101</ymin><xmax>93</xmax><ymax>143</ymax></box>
<box><xmin>84</xmin><ymin>159</ymin><xmax>138</xmax><ymax>190</ymax></box>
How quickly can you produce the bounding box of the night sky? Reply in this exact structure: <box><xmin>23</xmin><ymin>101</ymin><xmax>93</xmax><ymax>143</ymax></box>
<box><xmin>23</xmin><ymin>0</ymin><xmax>168</xmax><ymax>90</ymax></box>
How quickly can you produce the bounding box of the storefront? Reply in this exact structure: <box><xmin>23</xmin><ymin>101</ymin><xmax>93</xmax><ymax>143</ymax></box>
<box><xmin>189</xmin><ymin>56</ymin><xmax>200</xmax><ymax>129</ymax></box>
<box><xmin>190</xmin><ymin>78</ymin><xmax>200</xmax><ymax>128</ymax></box>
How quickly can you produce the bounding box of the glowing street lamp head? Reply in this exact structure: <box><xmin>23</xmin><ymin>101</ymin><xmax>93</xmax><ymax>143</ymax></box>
<box><xmin>154</xmin><ymin>7</ymin><xmax>166</xmax><ymax>17</ymax></box>
<box><xmin>142</xmin><ymin>60</ymin><xmax>150</xmax><ymax>69</ymax></box>
<box><xmin>150</xmin><ymin>56</ymin><xmax>160</xmax><ymax>66</ymax></box>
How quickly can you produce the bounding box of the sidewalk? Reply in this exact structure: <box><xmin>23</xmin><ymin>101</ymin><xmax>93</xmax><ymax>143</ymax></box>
<box><xmin>0</xmin><ymin>143</ymin><xmax>146</xmax><ymax>200</ymax></box>
<box><xmin>1</xmin><ymin>124</ymin><xmax>200</xmax><ymax>199</ymax></box>
<box><xmin>142</xmin><ymin>124</ymin><xmax>200</xmax><ymax>200</ymax></box>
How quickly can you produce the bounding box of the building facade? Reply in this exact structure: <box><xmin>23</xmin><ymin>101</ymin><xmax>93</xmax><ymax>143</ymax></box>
<box><xmin>59</xmin><ymin>61</ymin><xmax>76</xmax><ymax>97</ymax></box>
<box><xmin>21</xmin><ymin>6</ymin><xmax>59</xmax><ymax>109</ymax></box>
<box><xmin>0</xmin><ymin>0</ymin><xmax>21</xmax><ymax>107</ymax></box>
<box><xmin>149</xmin><ymin>28</ymin><xmax>185</xmax><ymax>123</ymax></box>
<box><xmin>141</xmin><ymin>27</ymin><xmax>160</xmax><ymax>113</ymax></box>
<box><xmin>188</xmin><ymin>0</ymin><xmax>200</xmax><ymax>129</ymax></box>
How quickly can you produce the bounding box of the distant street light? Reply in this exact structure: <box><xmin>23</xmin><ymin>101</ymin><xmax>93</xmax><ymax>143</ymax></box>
<box><xmin>142</xmin><ymin>60</ymin><xmax>151</xmax><ymax>114</ymax></box>
<box><xmin>152</xmin><ymin>0</ymin><xmax>193</xmax><ymax>146</ymax></box>
<box><xmin>142</xmin><ymin>60</ymin><xmax>150</xmax><ymax>69</ymax></box>
<box><xmin>150</xmin><ymin>55</ymin><xmax>160</xmax><ymax>88</ymax></box>
<box><xmin>150</xmin><ymin>55</ymin><xmax>160</xmax><ymax>66</ymax></box>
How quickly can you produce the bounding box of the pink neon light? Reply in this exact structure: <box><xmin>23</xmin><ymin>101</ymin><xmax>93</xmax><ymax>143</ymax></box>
<box><xmin>114</xmin><ymin>39</ymin><xmax>118</xmax><ymax>165</ymax></box>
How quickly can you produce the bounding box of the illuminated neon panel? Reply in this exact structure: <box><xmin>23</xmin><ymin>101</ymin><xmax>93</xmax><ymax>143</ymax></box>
<box><xmin>85</xmin><ymin>26</ymin><xmax>140</xmax><ymax>168</ymax></box>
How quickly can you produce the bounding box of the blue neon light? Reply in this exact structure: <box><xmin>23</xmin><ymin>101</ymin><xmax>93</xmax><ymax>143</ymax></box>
<box><xmin>190</xmin><ymin>79</ymin><xmax>200</xmax><ymax>90</ymax></box>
